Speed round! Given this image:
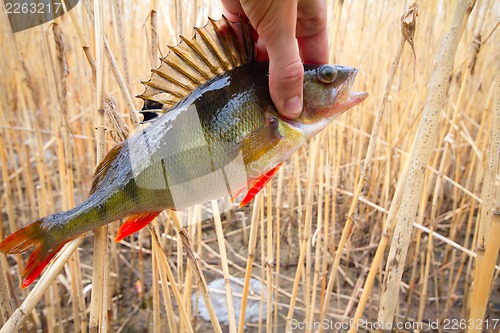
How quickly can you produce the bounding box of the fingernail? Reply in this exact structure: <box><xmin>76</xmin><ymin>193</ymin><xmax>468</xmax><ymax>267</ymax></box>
<box><xmin>284</xmin><ymin>96</ymin><xmax>302</xmax><ymax>118</ymax></box>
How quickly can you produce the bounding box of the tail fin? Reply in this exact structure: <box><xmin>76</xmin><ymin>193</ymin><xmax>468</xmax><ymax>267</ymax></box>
<box><xmin>0</xmin><ymin>219</ymin><xmax>67</xmax><ymax>288</ymax></box>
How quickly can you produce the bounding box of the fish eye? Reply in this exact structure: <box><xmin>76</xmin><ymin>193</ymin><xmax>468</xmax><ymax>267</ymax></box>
<box><xmin>317</xmin><ymin>65</ymin><xmax>337</xmax><ymax>84</ymax></box>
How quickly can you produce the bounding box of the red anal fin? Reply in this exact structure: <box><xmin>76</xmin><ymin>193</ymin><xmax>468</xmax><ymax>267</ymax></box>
<box><xmin>115</xmin><ymin>212</ymin><xmax>161</xmax><ymax>242</ymax></box>
<box><xmin>239</xmin><ymin>163</ymin><xmax>282</xmax><ymax>207</ymax></box>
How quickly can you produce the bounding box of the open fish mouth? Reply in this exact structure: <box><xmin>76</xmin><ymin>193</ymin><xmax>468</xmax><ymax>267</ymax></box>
<box><xmin>335</xmin><ymin>69</ymin><xmax>368</xmax><ymax>110</ymax></box>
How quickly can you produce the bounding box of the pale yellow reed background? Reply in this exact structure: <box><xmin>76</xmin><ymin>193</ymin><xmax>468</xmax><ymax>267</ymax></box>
<box><xmin>0</xmin><ymin>0</ymin><xmax>498</xmax><ymax>332</ymax></box>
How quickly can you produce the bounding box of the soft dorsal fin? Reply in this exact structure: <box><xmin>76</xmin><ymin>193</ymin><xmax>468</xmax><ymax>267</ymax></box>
<box><xmin>89</xmin><ymin>142</ymin><xmax>124</xmax><ymax>195</ymax></box>
<box><xmin>138</xmin><ymin>16</ymin><xmax>255</xmax><ymax>115</ymax></box>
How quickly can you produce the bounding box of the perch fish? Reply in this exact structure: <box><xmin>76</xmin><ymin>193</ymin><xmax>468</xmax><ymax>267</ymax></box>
<box><xmin>0</xmin><ymin>17</ymin><xmax>367</xmax><ymax>287</ymax></box>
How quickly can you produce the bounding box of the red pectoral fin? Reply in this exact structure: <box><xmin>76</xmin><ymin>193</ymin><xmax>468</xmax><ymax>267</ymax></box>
<box><xmin>115</xmin><ymin>212</ymin><xmax>161</xmax><ymax>242</ymax></box>
<box><xmin>239</xmin><ymin>163</ymin><xmax>282</xmax><ymax>207</ymax></box>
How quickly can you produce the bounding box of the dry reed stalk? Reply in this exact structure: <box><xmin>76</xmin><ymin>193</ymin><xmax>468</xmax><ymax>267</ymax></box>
<box><xmin>149</xmin><ymin>0</ymin><xmax>160</xmax><ymax>69</ymax></box>
<box><xmin>175</xmin><ymin>218</ymin><xmax>185</xmax><ymax>333</ymax></box>
<box><xmin>237</xmin><ymin>193</ymin><xmax>262</xmax><ymax>333</ymax></box>
<box><xmin>258</xmin><ymin>192</ymin><xmax>265</xmax><ymax>333</ymax></box>
<box><xmin>88</xmin><ymin>0</ymin><xmax>109</xmax><ymax>332</ymax></box>
<box><xmin>168</xmin><ymin>211</ymin><xmax>223</xmax><ymax>333</ymax></box>
<box><xmin>63</xmin><ymin>0</ymin><xmax>96</xmax><ymax>84</ymax></box>
<box><xmin>273</xmin><ymin>168</ymin><xmax>284</xmax><ymax>333</ymax></box>
<box><xmin>329</xmin><ymin>0</ymin><xmax>343</xmax><ymax>63</ymax></box>
<box><xmin>265</xmin><ymin>182</ymin><xmax>274</xmax><ymax>333</ymax></box>
<box><xmin>81</xmin><ymin>1</ymin><xmax>139</xmax><ymax>127</ymax></box>
<box><xmin>319</xmin><ymin>141</ymin><xmax>332</xmax><ymax>313</ymax></box>
<box><xmin>377</xmin><ymin>0</ymin><xmax>471</xmax><ymax>326</ymax></box>
<box><xmin>4</xmin><ymin>139</ymin><xmax>38</xmax><ymax>330</ymax></box>
<box><xmin>149</xmin><ymin>219</ymin><xmax>177</xmax><ymax>333</ymax></box>
<box><xmin>307</xmin><ymin>144</ymin><xmax>325</xmax><ymax>330</ymax></box>
<box><xmin>149</xmin><ymin>226</ymin><xmax>194</xmax><ymax>333</ymax></box>
<box><xmin>333</xmin><ymin>4</ymin><xmax>416</xmax><ymax>330</ymax></box>
<box><xmin>285</xmin><ymin>137</ymin><xmax>319</xmax><ymax>332</ymax></box>
<box><xmin>421</xmin><ymin>6</ymin><xmax>487</xmax><ymax>319</ymax></box>
<box><xmin>51</xmin><ymin>22</ymin><xmax>88</xmax><ymax>333</ymax></box>
<box><xmin>152</xmin><ymin>227</ymin><xmax>178</xmax><ymax>333</ymax></box>
<box><xmin>467</xmin><ymin>63</ymin><xmax>500</xmax><ymax>330</ymax></box>
<box><xmin>0</xmin><ymin>135</ymin><xmax>15</xmax><ymax>326</ymax></box>
<box><xmin>112</xmin><ymin>0</ymin><xmax>131</xmax><ymax>90</ymax></box>
<box><xmin>151</xmin><ymin>236</ymin><xmax>160</xmax><ymax>333</ymax></box>
<box><xmin>212</xmin><ymin>200</ymin><xmax>237</xmax><ymax>333</ymax></box>
<box><xmin>0</xmin><ymin>255</ymin><xmax>11</xmax><ymax>326</ymax></box>
<box><xmin>103</xmin><ymin>40</ymin><xmax>140</xmax><ymax>126</ymax></box>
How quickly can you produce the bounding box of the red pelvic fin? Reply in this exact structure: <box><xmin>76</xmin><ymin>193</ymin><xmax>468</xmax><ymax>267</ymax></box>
<box><xmin>115</xmin><ymin>212</ymin><xmax>161</xmax><ymax>242</ymax></box>
<box><xmin>0</xmin><ymin>219</ymin><xmax>67</xmax><ymax>288</ymax></box>
<box><xmin>239</xmin><ymin>163</ymin><xmax>282</xmax><ymax>207</ymax></box>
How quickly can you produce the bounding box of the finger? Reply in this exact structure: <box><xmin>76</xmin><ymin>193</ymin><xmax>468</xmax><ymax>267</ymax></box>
<box><xmin>297</xmin><ymin>0</ymin><xmax>328</xmax><ymax>64</ymax></box>
<box><xmin>258</xmin><ymin>6</ymin><xmax>304</xmax><ymax>119</ymax></box>
<box><xmin>220</xmin><ymin>0</ymin><xmax>245</xmax><ymax>18</ymax></box>
<box><xmin>298</xmin><ymin>28</ymin><xmax>329</xmax><ymax>64</ymax></box>
<box><xmin>268</xmin><ymin>44</ymin><xmax>304</xmax><ymax>119</ymax></box>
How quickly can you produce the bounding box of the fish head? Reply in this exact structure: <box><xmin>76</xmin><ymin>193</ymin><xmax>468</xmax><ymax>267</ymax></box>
<box><xmin>290</xmin><ymin>64</ymin><xmax>368</xmax><ymax>138</ymax></box>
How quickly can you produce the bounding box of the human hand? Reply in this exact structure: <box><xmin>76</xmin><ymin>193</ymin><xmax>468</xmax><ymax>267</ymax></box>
<box><xmin>221</xmin><ymin>0</ymin><xmax>329</xmax><ymax>119</ymax></box>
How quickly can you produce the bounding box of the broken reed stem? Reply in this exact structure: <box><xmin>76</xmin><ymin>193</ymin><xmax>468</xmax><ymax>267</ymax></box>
<box><xmin>377</xmin><ymin>0</ymin><xmax>471</xmax><ymax>326</ymax></box>
<box><xmin>347</xmin><ymin>4</ymin><xmax>414</xmax><ymax>330</ymax></box>
<box><xmin>88</xmin><ymin>0</ymin><xmax>109</xmax><ymax>332</ymax></box>
<box><xmin>212</xmin><ymin>200</ymin><xmax>237</xmax><ymax>333</ymax></box>
<box><xmin>0</xmin><ymin>237</ymin><xmax>84</xmax><ymax>333</ymax></box>
<box><xmin>468</xmin><ymin>63</ymin><xmax>500</xmax><ymax>330</ymax></box>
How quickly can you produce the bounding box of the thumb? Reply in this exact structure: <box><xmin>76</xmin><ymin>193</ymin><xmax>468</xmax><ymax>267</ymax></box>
<box><xmin>267</xmin><ymin>41</ymin><xmax>304</xmax><ymax>119</ymax></box>
<box><xmin>255</xmin><ymin>9</ymin><xmax>304</xmax><ymax>119</ymax></box>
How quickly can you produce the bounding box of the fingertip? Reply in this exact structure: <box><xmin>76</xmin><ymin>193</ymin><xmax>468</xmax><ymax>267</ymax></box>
<box><xmin>268</xmin><ymin>59</ymin><xmax>304</xmax><ymax>119</ymax></box>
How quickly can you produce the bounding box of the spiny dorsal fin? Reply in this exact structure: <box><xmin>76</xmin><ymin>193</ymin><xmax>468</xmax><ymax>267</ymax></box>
<box><xmin>138</xmin><ymin>16</ymin><xmax>255</xmax><ymax>115</ymax></box>
<box><xmin>89</xmin><ymin>142</ymin><xmax>124</xmax><ymax>195</ymax></box>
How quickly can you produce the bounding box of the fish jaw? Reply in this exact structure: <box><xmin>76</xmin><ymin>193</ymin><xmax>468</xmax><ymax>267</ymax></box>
<box><xmin>289</xmin><ymin>66</ymin><xmax>368</xmax><ymax>140</ymax></box>
<box><xmin>327</xmin><ymin>69</ymin><xmax>368</xmax><ymax>117</ymax></box>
